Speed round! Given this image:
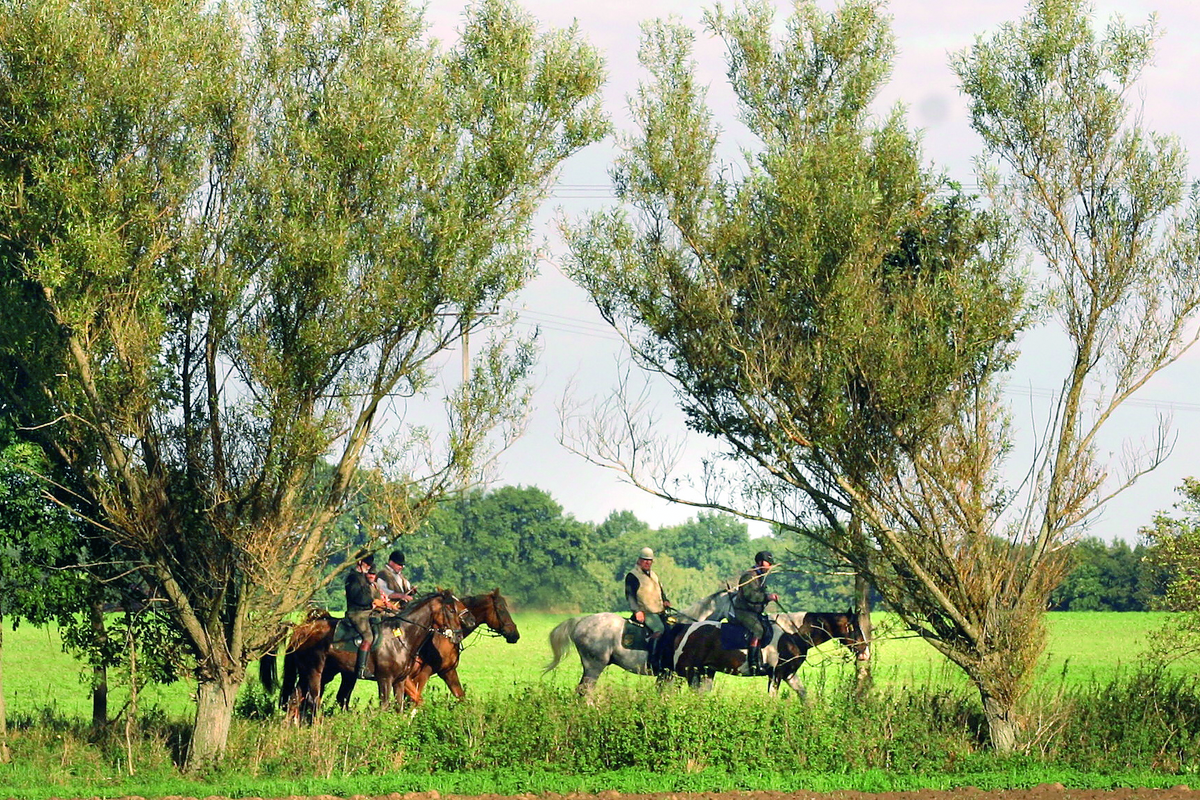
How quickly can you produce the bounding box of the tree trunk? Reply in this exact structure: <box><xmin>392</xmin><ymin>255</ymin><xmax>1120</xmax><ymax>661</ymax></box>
<box><xmin>90</xmin><ymin>600</ymin><xmax>108</xmax><ymax>728</ymax></box>
<box><xmin>980</xmin><ymin>685</ymin><xmax>1020</xmax><ymax>753</ymax></box>
<box><xmin>853</xmin><ymin>571</ymin><xmax>873</xmax><ymax>699</ymax></box>
<box><xmin>0</xmin><ymin>618</ymin><xmax>10</xmax><ymax>763</ymax></box>
<box><xmin>184</xmin><ymin>672</ymin><xmax>242</xmax><ymax>772</ymax></box>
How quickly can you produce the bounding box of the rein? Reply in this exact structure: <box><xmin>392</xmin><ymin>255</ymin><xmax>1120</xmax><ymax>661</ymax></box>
<box><xmin>387</xmin><ymin>594</ymin><xmax>469</xmax><ymax>649</ymax></box>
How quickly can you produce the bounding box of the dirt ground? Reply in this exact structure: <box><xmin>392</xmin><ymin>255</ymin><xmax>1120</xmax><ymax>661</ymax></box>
<box><xmin>53</xmin><ymin>786</ymin><xmax>1200</xmax><ymax>800</ymax></box>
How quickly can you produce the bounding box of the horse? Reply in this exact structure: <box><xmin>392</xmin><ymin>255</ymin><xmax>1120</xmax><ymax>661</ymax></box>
<box><xmin>543</xmin><ymin>590</ymin><xmax>733</xmax><ymax>695</ymax></box>
<box><xmin>400</xmin><ymin>588</ymin><xmax>520</xmax><ymax>704</ymax></box>
<box><xmin>667</xmin><ymin>609</ymin><xmax>870</xmax><ymax>697</ymax></box>
<box><xmin>259</xmin><ymin>589</ymin><xmax>473</xmax><ymax>720</ymax></box>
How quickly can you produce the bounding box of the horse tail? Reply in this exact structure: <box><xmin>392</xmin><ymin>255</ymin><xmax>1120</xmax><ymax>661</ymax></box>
<box><xmin>543</xmin><ymin>616</ymin><xmax>581</xmax><ymax>673</ymax></box>
<box><xmin>259</xmin><ymin>653</ymin><xmax>277</xmax><ymax>693</ymax></box>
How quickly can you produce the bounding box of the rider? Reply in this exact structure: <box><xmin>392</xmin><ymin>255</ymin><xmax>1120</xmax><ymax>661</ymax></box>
<box><xmin>345</xmin><ymin>553</ymin><xmax>376</xmax><ymax>679</ymax></box>
<box><xmin>377</xmin><ymin>549</ymin><xmax>416</xmax><ymax>607</ymax></box>
<box><xmin>732</xmin><ymin>550</ymin><xmax>779</xmax><ymax>673</ymax></box>
<box><xmin>367</xmin><ymin>567</ymin><xmax>398</xmax><ymax>612</ymax></box>
<box><xmin>625</xmin><ymin>546</ymin><xmax>673</xmax><ymax>672</ymax></box>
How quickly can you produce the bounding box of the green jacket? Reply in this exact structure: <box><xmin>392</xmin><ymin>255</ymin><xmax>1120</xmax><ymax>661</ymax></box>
<box><xmin>732</xmin><ymin>567</ymin><xmax>771</xmax><ymax>613</ymax></box>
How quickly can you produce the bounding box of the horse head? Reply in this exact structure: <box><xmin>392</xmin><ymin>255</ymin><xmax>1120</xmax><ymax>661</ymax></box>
<box><xmin>682</xmin><ymin>589</ymin><xmax>736</xmax><ymax>621</ymax></box>
<box><xmin>837</xmin><ymin>609</ymin><xmax>870</xmax><ymax>662</ymax></box>
<box><xmin>435</xmin><ymin>588</ymin><xmax>476</xmax><ymax>639</ymax></box>
<box><xmin>470</xmin><ymin>588</ymin><xmax>519</xmax><ymax>643</ymax></box>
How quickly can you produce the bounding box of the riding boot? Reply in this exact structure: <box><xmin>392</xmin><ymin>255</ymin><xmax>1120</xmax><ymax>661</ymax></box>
<box><xmin>747</xmin><ymin>639</ymin><xmax>760</xmax><ymax>674</ymax></box>
<box><xmin>355</xmin><ymin>646</ymin><xmax>371</xmax><ymax>679</ymax></box>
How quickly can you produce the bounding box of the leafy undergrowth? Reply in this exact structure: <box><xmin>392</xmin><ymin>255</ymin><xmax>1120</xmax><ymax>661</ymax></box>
<box><xmin>2</xmin><ymin>669</ymin><xmax>1199</xmax><ymax>799</ymax></box>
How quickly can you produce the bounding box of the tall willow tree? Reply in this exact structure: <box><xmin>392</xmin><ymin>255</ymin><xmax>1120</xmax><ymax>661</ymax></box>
<box><xmin>562</xmin><ymin>0</ymin><xmax>1036</xmax><ymax>752</ymax></box>
<box><xmin>0</xmin><ymin>0</ymin><xmax>604</xmax><ymax>768</ymax></box>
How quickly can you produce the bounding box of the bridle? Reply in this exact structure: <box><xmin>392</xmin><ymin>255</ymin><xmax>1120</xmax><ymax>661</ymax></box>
<box><xmin>391</xmin><ymin>592</ymin><xmax>474</xmax><ymax>650</ymax></box>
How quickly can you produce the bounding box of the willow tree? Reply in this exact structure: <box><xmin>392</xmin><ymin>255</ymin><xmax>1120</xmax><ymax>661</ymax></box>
<box><xmin>0</xmin><ymin>0</ymin><xmax>604</xmax><ymax>768</ymax></box>
<box><xmin>564</xmin><ymin>0</ymin><xmax>1199</xmax><ymax>752</ymax></box>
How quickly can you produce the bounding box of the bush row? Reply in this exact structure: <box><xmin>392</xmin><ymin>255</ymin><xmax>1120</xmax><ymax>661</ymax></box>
<box><xmin>3</xmin><ymin>667</ymin><xmax>1200</xmax><ymax>795</ymax></box>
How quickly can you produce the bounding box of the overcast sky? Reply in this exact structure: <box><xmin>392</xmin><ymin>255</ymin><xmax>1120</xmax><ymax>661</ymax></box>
<box><xmin>412</xmin><ymin>0</ymin><xmax>1200</xmax><ymax>543</ymax></box>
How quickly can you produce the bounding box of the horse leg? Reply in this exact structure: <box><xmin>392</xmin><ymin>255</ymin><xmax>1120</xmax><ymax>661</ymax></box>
<box><xmin>376</xmin><ymin>670</ymin><xmax>390</xmax><ymax>708</ymax></box>
<box><xmin>403</xmin><ymin>662</ymin><xmax>433</xmax><ymax>705</ymax></box>
<box><xmin>438</xmin><ymin>667</ymin><xmax>465</xmax><ymax>699</ymax></box>
<box><xmin>336</xmin><ymin>673</ymin><xmax>357</xmax><ymax>710</ymax></box>
<box><xmin>783</xmin><ymin>672</ymin><xmax>808</xmax><ymax>701</ymax></box>
<box><xmin>301</xmin><ymin>654</ymin><xmax>325</xmax><ymax>723</ymax></box>
<box><xmin>575</xmin><ymin>652</ymin><xmax>607</xmax><ymax>696</ymax></box>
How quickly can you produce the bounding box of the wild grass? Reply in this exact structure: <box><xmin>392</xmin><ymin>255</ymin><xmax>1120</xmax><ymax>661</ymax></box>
<box><xmin>1</xmin><ymin>609</ymin><xmax>1193</xmax><ymax>798</ymax></box>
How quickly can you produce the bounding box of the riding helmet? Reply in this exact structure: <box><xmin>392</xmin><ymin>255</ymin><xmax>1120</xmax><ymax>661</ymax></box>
<box><xmin>389</xmin><ymin>550</ymin><xmax>405</xmax><ymax>566</ymax></box>
<box><xmin>755</xmin><ymin>550</ymin><xmax>775</xmax><ymax>564</ymax></box>
<box><xmin>639</xmin><ymin>547</ymin><xmax>654</xmax><ymax>560</ymax></box>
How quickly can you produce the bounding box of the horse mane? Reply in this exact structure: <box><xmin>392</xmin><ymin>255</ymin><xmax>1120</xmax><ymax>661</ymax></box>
<box><xmin>680</xmin><ymin>589</ymin><xmax>735</xmax><ymax>621</ymax></box>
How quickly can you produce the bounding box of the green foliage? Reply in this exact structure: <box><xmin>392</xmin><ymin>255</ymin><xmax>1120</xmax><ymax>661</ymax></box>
<box><xmin>1141</xmin><ymin>478</ymin><xmax>1200</xmax><ymax>664</ymax></box>
<box><xmin>1051</xmin><ymin>537</ymin><xmax>1162</xmax><ymax>612</ymax></box>
<box><xmin>0</xmin><ymin>427</ymin><xmax>77</xmax><ymax>626</ymax></box>
<box><xmin>5</xmin><ymin>670</ymin><xmax>1200</xmax><ymax>794</ymax></box>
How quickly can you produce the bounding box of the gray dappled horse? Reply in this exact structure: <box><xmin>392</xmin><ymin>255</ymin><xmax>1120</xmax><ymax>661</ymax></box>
<box><xmin>543</xmin><ymin>590</ymin><xmax>733</xmax><ymax>694</ymax></box>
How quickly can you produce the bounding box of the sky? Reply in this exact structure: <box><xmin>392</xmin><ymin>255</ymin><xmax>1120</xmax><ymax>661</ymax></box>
<box><xmin>413</xmin><ymin>0</ymin><xmax>1200</xmax><ymax>543</ymax></box>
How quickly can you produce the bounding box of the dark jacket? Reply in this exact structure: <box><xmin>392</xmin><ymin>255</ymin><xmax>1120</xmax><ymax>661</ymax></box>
<box><xmin>732</xmin><ymin>567</ymin><xmax>772</xmax><ymax>614</ymax></box>
<box><xmin>345</xmin><ymin>570</ymin><xmax>374</xmax><ymax>612</ymax></box>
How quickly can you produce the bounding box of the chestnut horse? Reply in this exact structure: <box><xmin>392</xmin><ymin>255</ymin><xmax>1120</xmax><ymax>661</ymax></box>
<box><xmin>260</xmin><ymin>589</ymin><xmax>473</xmax><ymax>719</ymax></box>
<box><xmin>402</xmin><ymin>588</ymin><xmax>520</xmax><ymax>704</ymax></box>
<box><xmin>668</xmin><ymin>609</ymin><xmax>870</xmax><ymax>697</ymax></box>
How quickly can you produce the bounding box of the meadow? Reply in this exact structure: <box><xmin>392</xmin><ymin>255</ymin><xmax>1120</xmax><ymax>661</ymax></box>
<box><xmin>2</xmin><ymin>609</ymin><xmax>1198</xmax><ymax>799</ymax></box>
<box><xmin>0</xmin><ymin>609</ymin><xmax>1175</xmax><ymax>720</ymax></box>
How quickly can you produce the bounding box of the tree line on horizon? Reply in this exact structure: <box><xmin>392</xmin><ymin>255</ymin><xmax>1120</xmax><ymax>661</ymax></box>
<box><xmin>305</xmin><ymin>482</ymin><xmax>1170</xmax><ymax>615</ymax></box>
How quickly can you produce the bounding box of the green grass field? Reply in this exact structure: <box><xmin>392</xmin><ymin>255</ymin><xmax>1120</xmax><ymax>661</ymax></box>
<box><xmin>0</xmin><ymin>610</ymin><xmax>1175</xmax><ymax>721</ymax></box>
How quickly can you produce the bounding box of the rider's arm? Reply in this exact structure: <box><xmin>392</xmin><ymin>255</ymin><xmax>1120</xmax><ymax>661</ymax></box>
<box><xmin>624</xmin><ymin>572</ymin><xmax>641</xmax><ymax>612</ymax></box>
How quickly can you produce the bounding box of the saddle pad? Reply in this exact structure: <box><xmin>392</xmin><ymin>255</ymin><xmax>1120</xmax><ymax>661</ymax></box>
<box><xmin>332</xmin><ymin>617</ymin><xmax>390</xmax><ymax>654</ymax></box>
<box><xmin>332</xmin><ymin>618</ymin><xmax>360</xmax><ymax>653</ymax></box>
<box><xmin>621</xmin><ymin>620</ymin><xmax>652</xmax><ymax>651</ymax></box>
<box><xmin>719</xmin><ymin>622</ymin><xmax>753</xmax><ymax>650</ymax></box>
<box><xmin>719</xmin><ymin>618</ymin><xmax>773</xmax><ymax>650</ymax></box>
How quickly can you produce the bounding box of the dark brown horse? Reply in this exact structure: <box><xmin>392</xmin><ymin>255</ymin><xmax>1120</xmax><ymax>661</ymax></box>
<box><xmin>668</xmin><ymin>610</ymin><xmax>870</xmax><ymax>697</ymax></box>
<box><xmin>260</xmin><ymin>589</ymin><xmax>473</xmax><ymax>719</ymax></box>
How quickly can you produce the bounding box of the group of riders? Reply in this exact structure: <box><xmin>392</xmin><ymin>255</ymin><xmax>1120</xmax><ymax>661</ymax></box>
<box><xmin>626</xmin><ymin>546</ymin><xmax>780</xmax><ymax>674</ymax></box>
<box><xmin>342</xmin><ymin>544</ymin><xmax>779</xmax><ymax>681</ymax></box>
<box><xmin>344</xmin><ymin>550</ymin><xmax>416</xmax><ymax>679</ymax></box>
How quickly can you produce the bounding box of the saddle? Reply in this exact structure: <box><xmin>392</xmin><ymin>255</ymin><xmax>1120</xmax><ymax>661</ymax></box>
<box><xmin>621</xmin><ymin>611</ymin><xmax>681</xmax><ymax>651</ymax></box>
<box><xmin>332</xmin><ymin>615</ymin><xmax>391</xmax><ymax>655</ymax></box>
<box><xmin>621</xmin><ymin>619</ymin><xmax>653</xmax><ymax>651</ymax></box>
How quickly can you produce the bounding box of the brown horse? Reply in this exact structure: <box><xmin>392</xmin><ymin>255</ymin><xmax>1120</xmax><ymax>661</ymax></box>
<box><xmin>668</xmin><ymin>610</ymin><xmax>870</xmax><ymax>697</ymax></box>
<box><xmin>326</xmin><ymin>588</ymin><xmax>522</xmax><ymax>707</ymax></box>
<box><xmin>402</xmin><ymin>588</ymin><xmax>520</xmax><ymax>704</ymax></box>
<box><xmin>260</xmin><ymin>589</ymin><xmax>473</xmax><ymax>719</ymax></box>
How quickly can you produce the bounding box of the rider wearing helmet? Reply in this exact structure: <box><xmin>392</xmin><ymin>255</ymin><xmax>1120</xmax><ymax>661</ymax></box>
<box><xmin>345</xmin><ymin>553</ymin><xmax>376</xmax><ymax>679</ymax></box>
<box><xmin>732</xmin><ymin>550</ymin><xmax>779</xmax><ymax>673</ymax></box>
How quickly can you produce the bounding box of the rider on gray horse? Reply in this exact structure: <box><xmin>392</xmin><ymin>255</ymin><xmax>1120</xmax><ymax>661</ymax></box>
<box><xmin>732</xmin><ymin>550</ymin><xmax>779</xmax><ymax>673</ymax></box>
<box><xmin>625</xmin><ymin>546</ymin><xmax>673</xmax><ymax>671</ymax></box>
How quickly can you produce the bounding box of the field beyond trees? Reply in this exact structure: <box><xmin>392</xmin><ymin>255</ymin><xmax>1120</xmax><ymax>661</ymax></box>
<box><xmin>0</xmin><ymin>611</ymin><xmax>1180</xmax><ymax>719</ymax></box>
